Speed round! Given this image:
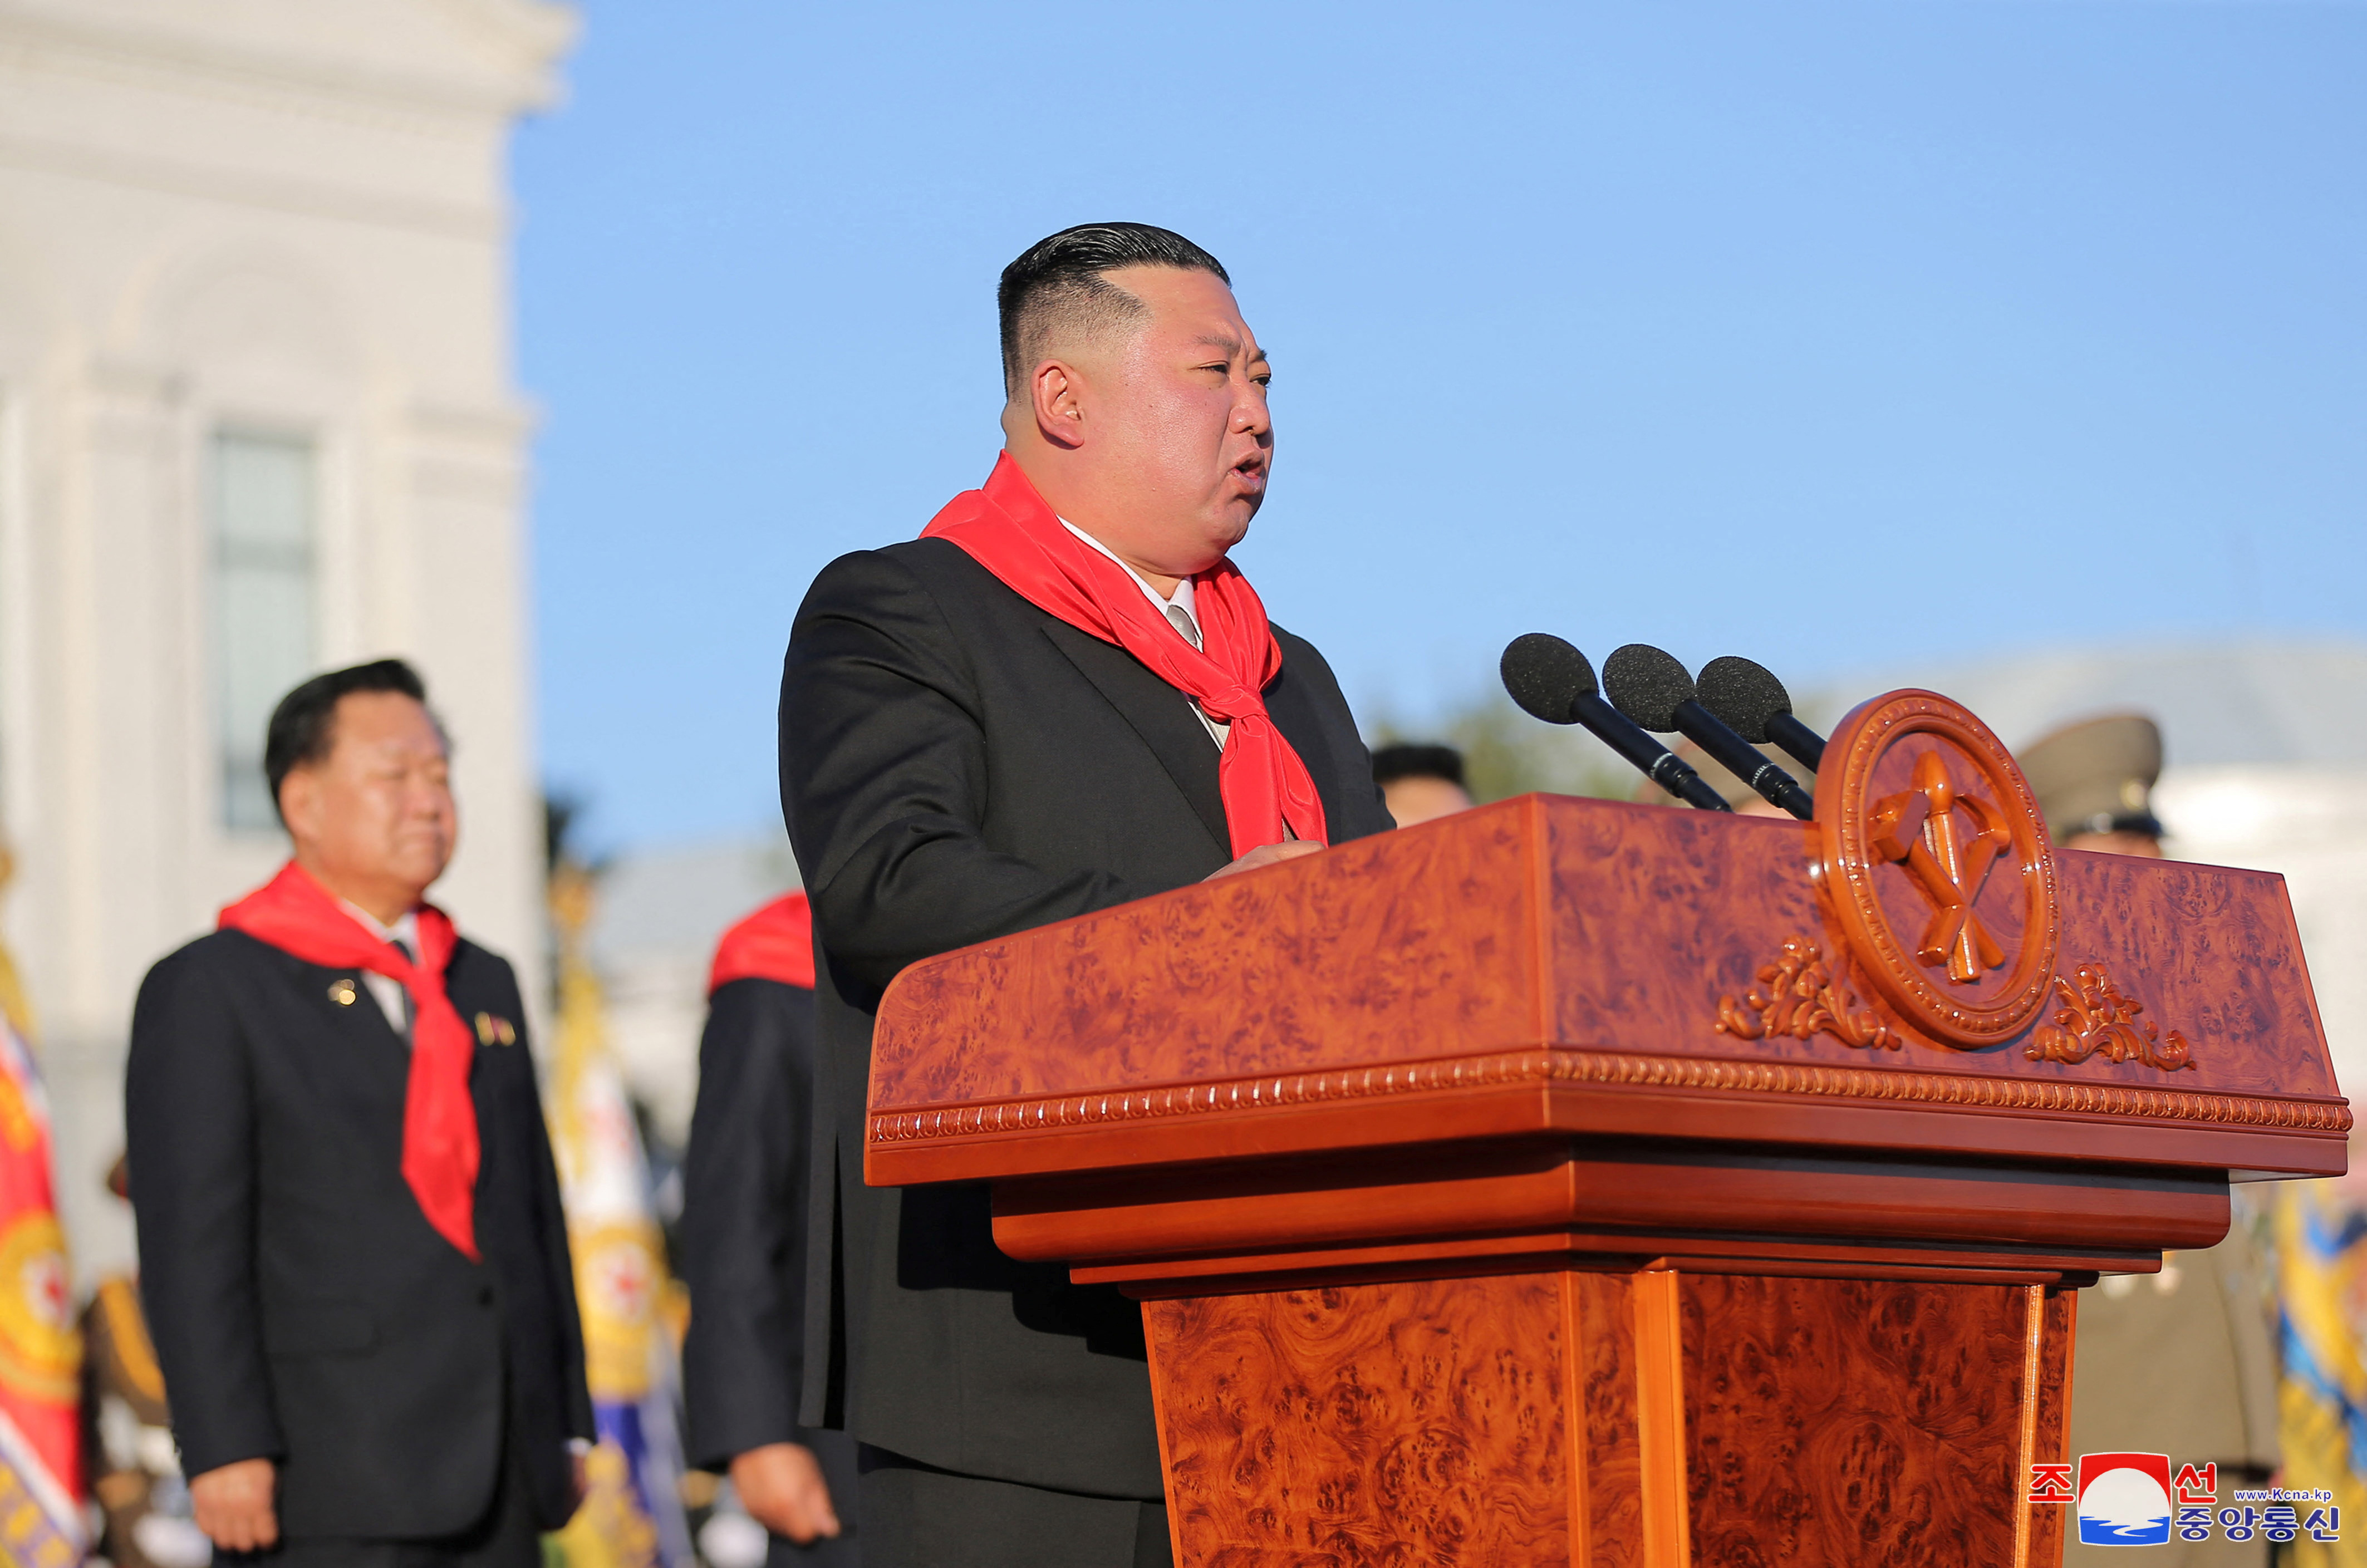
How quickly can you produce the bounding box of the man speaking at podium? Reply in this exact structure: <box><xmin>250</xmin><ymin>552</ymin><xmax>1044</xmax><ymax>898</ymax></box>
<box><xmin>779</xmin><ymin>223</ymin><xmax>1394</xmax><ymax>1567</ymax></box>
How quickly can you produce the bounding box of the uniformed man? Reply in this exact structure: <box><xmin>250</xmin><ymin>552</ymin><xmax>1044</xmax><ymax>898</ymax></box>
<box><xmin>2024</xmin><ymin>713</ymin><xmax>2279</xmax><ymax>1568</ymax></box>
<box><xmin>2023</xmin><ymin>711</ymin><xmax>2169</xmax><ymax>859</ymax></box>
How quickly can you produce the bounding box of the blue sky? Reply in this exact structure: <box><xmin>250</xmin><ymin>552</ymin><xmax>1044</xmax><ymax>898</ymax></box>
<box><xmin>515</xmin><ymin>1</ymin><xmax>2366</xmax><ymax>853</ymax></box>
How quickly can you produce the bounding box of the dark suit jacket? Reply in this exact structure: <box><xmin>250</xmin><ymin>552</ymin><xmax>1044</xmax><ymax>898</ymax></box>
<box><xmin>778</xmin><ymin>536</ymin><xmax>1394</xmax><ymax>1498</ymax></box>
<box><xmin>680</xmin><ymin>976</ymin><xmax>860</xmax><ymax>1564</ymax></box>
<box><xmin>125</xmin><ymin>929</ymin><xmax>595</xmax><ymax>1540</ymax></box>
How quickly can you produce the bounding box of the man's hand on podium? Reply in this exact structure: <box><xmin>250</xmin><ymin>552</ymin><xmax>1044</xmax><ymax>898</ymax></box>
<box><xmin>1205</xmin><ymin>840</ymin><xmax>1323</xmax><ymax>880</ymax></box>
<box><xmin>730</xmin><ymin>1441</ymin><xmax>842</xmax><ymax>1544</ymax></box>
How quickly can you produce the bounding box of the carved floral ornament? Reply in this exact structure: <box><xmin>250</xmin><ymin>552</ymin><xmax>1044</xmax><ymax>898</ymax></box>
<box><xmin>1708</xmin><ymin>690</ymin><xmax>2199</xmax><ymax>1072</ymax></box>
<box><xmin>1716</xmin><ymin>936</ymin><xmax>1898</xmax><ymax>1051</ymax></box>
<box><xmin>1711</xmin><ymin>934</ymin><xmax>2199</xmax><ymax>1073</ymax></box>
<box><xmin>2028</xmin><ymin>963</ymin><xmax>2196</xmax><ymax>1072</ymax></box>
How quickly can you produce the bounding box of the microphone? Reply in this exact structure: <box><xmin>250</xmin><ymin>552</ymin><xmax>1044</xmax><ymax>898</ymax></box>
<box><xmin>1499</xmin><ymin>634</ymin><xmax>1732</xmax><ymax>812</ymax></box>
<box><xmin>1695</xmin><ymin>655</ymin><xmax>1828</xmax><ymax>774</ymax></box>
<box><xmin>1602</xmin><ymin>645</ymin><xmax>1816</xmax><ymax>820</ymax></box>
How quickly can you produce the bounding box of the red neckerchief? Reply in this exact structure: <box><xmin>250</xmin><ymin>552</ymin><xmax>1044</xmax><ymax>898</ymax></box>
<box><xmin>920</xmin><ymin>453</ymin><xmax>1327</xmax><ymax>857</ymax></box>
<box><xmin>708</xmin><ymin>892</ymin><xmax>815</xmax><ymax>995</ymax></box>
<box><xmin>219</xmin><ymin>861</ymin><xmax>480</xmax><ymax>1260</ymax></box>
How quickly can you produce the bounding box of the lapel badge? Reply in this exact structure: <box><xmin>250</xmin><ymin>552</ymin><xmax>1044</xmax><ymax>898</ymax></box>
<box><xmin>474</xmin><ymin>1012</ymin><xmax>517</xmax><ymax>1046</ymax></box>
<box><xmin>327</xmin><ymin>978</ymin><xmax>357</xmax><ymax>1007</ymax></box>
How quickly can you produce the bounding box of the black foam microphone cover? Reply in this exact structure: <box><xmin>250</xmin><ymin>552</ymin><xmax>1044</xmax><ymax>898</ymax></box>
<box><xmin>1604</xmin><ymin>643</ymin><xmax>1815</xmax><ymax>819</ymax></box>
<box><xmin>1600</xmin><ymin>645</ymin><xmax>1696</xmax><ymax>733</ymax></box>
<box><xmin>1500</xmin><ymin>632</ymin><xmax>1597</xmax><ymax>724</ymax></box>
<box><xmin>1499</xmin><ymin>635</ymin><xmax>1731</xmax><ymax>810</ymax></box>
<box><xmin>1695</xmin><ymin>656</ymin><xmax>1789</xmax><ymax>743</ymax></box>
<box><xmin>1697</xmin><ymin>655</ymin><xmax>1827</xmax><ymax>773</ymax></box>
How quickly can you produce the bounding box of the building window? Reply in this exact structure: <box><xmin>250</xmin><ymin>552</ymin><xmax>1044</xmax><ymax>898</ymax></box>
<box><xmin>212</xmin><ymin>431</ymin><xmax>315</xmax><ymax>833</ymax></box>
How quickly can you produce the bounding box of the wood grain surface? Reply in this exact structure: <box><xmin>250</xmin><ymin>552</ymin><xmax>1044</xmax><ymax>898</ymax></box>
<box><xmin>872</xmin><ymin>799</ymin><xmax>1544</xmax><ymax>1108</ymax></box>
<box><xmin>867</xmin><ymin>794</ymin><xmax>2345</xmax><ymax>1186</ymax></box>
<box><xmin>1680</xmin><ymin>1274</ymin><xmax>2031</xmax><ymax>1566</ymax></box>
<box><xmin>1538</xmin><ymin>800</ymin><xmax>2334</xmax><ymax>1100</ymax></box>
<box><xmin>1574</xmin><ymin>1273</ymin><xmax>1644</xmax><ymax>1568</ymax></box>
<box><xmin>989</xmin><ymin>1141</ymin><xmax>2228</xmax><ymax>1270</ymax></box>
<box><xmin>2019</xmin><ymin>1287</ymin><xmax>2076</xmax><ymax>1568</ymax></box>
<box><xmin>860</xmin><ymin>774</ymin><xmax>2261</xmax><ymax>1564</ymax></box>
<box><xmin>1140</xmin><ymin>1266</ymin><xmax>2079</xmax><ymax>1566</ymax></box>
<box><xmin>1084</xmin><ymin>1232</ymin><xmax>2148</xmax><ymax>1297</ymax></box>
<box><xmin>1634</xmin><ymin>1270</ymin><xmax>1693</xmax><ymax>1567</ymax></box>
<box><xmin>1145</xmin><ymin>1274</ymin><xmax>1574</xmax><ymax>1566</ymax></box>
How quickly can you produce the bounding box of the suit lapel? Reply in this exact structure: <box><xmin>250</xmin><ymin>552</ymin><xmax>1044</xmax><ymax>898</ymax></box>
<box><xmin>1262</xmin><ymin>656</ymin><xmax>1351</xmax><ymax>841</ymax></box>
<box><xmin>1038</xmin><ymin>622</ymin><xmax>1231</xmax><ymax>856</ymax></box>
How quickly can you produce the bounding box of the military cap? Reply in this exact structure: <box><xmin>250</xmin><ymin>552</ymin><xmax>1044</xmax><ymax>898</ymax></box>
<box><xmin>2018</xmin><ymin>712</ymin><xmax>2164</xmax><ymax>843</ymax></box>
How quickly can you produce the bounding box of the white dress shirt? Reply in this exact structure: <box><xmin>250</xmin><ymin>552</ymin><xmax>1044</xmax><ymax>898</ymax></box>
<box><xmin>338</xmin><ymin>899</ymin><xmax>419</xmax><ymax>1040</ymax></box>
<box><xmin>1059</xmin><ymin>518</ymin><xmax>1229</xmax><ymax>749</ymax></box>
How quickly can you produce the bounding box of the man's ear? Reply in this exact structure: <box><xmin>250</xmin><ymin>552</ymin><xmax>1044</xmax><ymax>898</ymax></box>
<box><xmin>277</xmin><ymin>768</ymin><xmax>321</xmax><ymax>849</ymax></box>
<box><xmin>1029</xmin><ymin>360</ymin><xmax>1087</xmax><ymax>449</ymax></box>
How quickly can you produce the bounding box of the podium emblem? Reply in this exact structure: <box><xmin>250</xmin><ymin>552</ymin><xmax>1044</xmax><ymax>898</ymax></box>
<box><xmin>1816</xmin><ymin>691</ymin><xmax>2060</xmax><ymax>1048</ymax></box>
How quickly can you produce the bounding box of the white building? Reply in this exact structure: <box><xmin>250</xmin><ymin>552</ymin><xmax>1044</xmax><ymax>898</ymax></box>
<box><xmin>0</xmin><ymin>0</ymin><xmax>573</xmax><ymax>1280</ymax></box>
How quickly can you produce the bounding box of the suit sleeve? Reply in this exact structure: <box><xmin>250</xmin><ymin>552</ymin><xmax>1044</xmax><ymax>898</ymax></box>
<box><xmin>679</xmin><ymin>980</ymin><xmax>812</xmax><ymax>1467</ymax></box>
<box><xmin>124</xmin><ymin>951</ymin><xmax>284</xmax><ymax>1474</ymax></box>
<box><xmin>781</xmin><ymin>548</ymin><xmax>1158</xmax><ymax>993</ymax></box>
<box><xmin>511</xmin><ymin>996</ymin><xmax>596</xmax><ymax>1443</ymax></box>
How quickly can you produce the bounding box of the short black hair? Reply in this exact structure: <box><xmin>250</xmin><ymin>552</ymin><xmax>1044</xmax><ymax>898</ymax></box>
<box><xmin>263</xmin><ymin>658</ymin><xmax>431</xmax><ymax>822</ymax></box>
<box><xmin>998</xmin><ymin>223</ymin><xmax>1231</xmax><ymax>398</ymax></box>
<box><xmin>1371</xmin><ymin>744</ymin><xmax>1466</xmax><ymax>789</ymax></box>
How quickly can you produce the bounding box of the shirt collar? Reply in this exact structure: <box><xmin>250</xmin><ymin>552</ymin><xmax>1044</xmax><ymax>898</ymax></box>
<box><xmin>338</xmin><ymin>898</ymin><xmax>419</xmax><ymax>951</ymax></box>
<box><xmin>1059</xmin><ymin>518</ymin><xmax>1198</xmax><ymax>626</ymax></box>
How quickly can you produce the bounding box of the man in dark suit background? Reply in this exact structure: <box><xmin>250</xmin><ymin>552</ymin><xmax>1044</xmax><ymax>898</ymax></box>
<box><xmin>680</xmin><ymin>891</ymin><xmax>858</xmax><ymax>1565</ymax></box>
<box><xmin>126</xmin><ymin>659</ymin><xmax>592</xmax><ymax>1567</ymax></box>
<box><xmin>779</xmin><ymin>223</ymin><xmax>1395</xmax><ymax>1567</ymax></box>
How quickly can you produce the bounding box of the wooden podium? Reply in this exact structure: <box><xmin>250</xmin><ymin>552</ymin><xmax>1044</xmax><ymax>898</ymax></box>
<box><xmin>863</xmin><ymin>691</ymin><xmax>2347</xmax><ymax>1566</ymax></box>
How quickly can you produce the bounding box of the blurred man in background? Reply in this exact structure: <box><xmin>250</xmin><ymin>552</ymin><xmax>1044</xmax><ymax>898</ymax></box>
<box><xmin>125</xmin><ymin>660</ymin><xmax>592</xmax><ymax>1567</ymax></box>
<box><xmin>2024</xmin><ymin>712</ymin><xmax>2168</xmax><ymax>859</ymax></box>
<box><xmin>681</xmin><ymin>891</ymin><xmax>858</xmax><ymax>1565</ymax></box>
<box><xmin>1369</xmin><ymin>743</ymin><xmax>1473</xmax><ymax>827</ymax></box>
<box><xmin>2027</xmin><ymin>714</ymin><xmax>2280</xmax><ymax>1568</ymax></box>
